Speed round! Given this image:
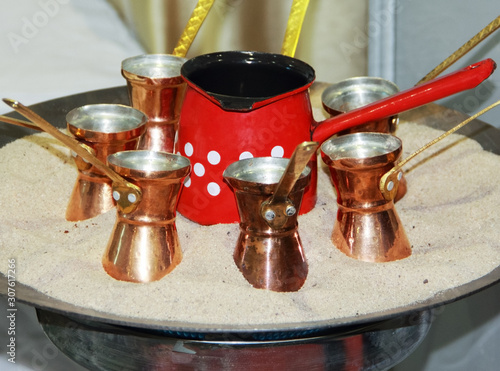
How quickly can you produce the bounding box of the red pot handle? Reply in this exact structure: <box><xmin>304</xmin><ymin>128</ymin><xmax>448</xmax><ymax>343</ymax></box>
<box><xmin>312</xmin><ymin>58</ymin><xmax>497</xmax><ymax>143</ymax></box>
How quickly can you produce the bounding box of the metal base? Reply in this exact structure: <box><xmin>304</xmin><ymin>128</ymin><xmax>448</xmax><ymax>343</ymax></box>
<box><xmin>37</xmin><ymin>308</ymin><xmax>432</xmax><ymax>371</ymax></box>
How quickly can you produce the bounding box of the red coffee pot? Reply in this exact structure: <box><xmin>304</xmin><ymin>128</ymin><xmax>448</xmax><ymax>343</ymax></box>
<box><xmin>175</xmin><ymin>51</ymin><xmax>495</xmax><ymax>225</ymax></box>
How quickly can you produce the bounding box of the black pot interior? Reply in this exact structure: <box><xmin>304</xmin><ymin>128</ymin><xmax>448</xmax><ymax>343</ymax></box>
<box><xmin>181</xmin><ymin>51</ymin><xmax>316</xmax><ymax>110</ymax></box>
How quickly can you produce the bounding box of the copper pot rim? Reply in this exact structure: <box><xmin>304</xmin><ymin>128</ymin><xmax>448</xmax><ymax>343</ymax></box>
<box><xmin>107</xmin><ymin>150</ymin><xmax>190</xmax><ymax>179</ymax></box>
<box><xmin>321</xmin><ymin>132</ymin><xmax>402</xmax><ymax>166</ymax></box>
<box><xmin>321</xmin><ymin>76</ymin><xmax>400</xmax><ymax>115</ymax></box>
<box><xmin>67</xmin><ymin>104</ymin><xmax>148</xmax><ymax>142</ymax></box>
<box><xmin>223</xmin><ymin>156</ymin><xmax>311</xmax><ymax>192</ymax></box>
<box><xmin>122</xmin><ymin>72</ymin><xmax>186</xmax><ymax>86</ymax></box>
<box><xmin>121</xmin><ymin>54</ymin><xmax>187</xmax><ymax>83</ymax></box>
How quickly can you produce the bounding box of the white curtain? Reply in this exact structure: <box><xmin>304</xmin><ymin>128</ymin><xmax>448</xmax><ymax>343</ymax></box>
<box><xmin>109</xmin><ymin>0</ymin><xmax>369</xmax><ymax>84</ymax></box>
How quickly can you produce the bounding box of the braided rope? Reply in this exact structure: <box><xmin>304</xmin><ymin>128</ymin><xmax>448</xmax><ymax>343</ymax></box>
<box><xmin>172</xmin><ymin>0</ymin><xmax>215</xmax><ymax>57</ymax></box>
<box><xmin>281</xmin><ymin>0</ymin><xmax>310</xmax><ymax>57</ymax></box>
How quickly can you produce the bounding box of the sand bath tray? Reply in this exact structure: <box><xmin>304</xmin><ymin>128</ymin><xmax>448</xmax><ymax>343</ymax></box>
<box><xmin>1</xmin><ymin>84</ymin><xmax>500</xmax><ymax>341</ymax></box>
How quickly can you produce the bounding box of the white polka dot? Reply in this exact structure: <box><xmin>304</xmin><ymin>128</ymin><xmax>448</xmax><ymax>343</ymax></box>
<box><xmin>239</xmin><ymin>151</ymin><xmax>253</xmax><ymax>160</ymax></box>
<box><xmin>207</xmin><ymin>150</ymin><xmax>221</xmax><ymax>165</ymax></box>
<box><xmin>184</xmin><ymin>176</ymin><xmax>191</xmax><ymax>187</ymax></box>
<box><xmin>193</xmin><ymin>163</ymin><xmax>205</xmax><ymax>176</ymax></box>
<box><xmin>271</xmin><ymin>145</ymin><xmax>284</xmax><ymax>157</ymax></box>
<box><xmin>112</xmin><ymin>191</ymin><xmax>120</xmax><ymax>201</ymax></box>
<box><xmin>184</xmin><ymin>142</ymin><xmax>194</xmax><ymax>157</ymax></box>
<box><xmin>207</xmin><ymin>182</ymin><xmax>221</xmax><ymax>196</ymax></box>
<box><xmin>128</xmin><ymin>193</ymin><xmax>137</xmax><ymax>203</ymax></box>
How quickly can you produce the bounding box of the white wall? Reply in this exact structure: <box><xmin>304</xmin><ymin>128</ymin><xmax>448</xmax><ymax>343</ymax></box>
<box><xmin>369</xmin><ymin>0</ymin><xmax>500</xmax><ymax>127</ymax></box>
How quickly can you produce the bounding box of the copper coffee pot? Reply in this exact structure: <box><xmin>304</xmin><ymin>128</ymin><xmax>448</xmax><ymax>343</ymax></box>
<box><xmin>321</xmin><ymin>133</ymin><xmax>411</xmax><ymax>263</ymax></box>
<box><xmin>2</xmin><ymin>99</ymin><xmax>144</xmax><ymax>216</ymax></box>
<box><xmin>0</xmin><ymin>103</ymin><xmax>147</xmax><ymax>221</ymax></box>
<box><xmin>321</xmin><ymin>76</ymin><xmax>400</xmax><ymax>135</ymax></box>
<box><xmin>103</xmin><ymin>150</ymin><xmax>190</xmax><ymax>283</ymax></box>
<box><xmin>321</xmin><ymin>76</ymin><xmax>407</xmax><ymax>203</ymax></box>
<box><xmin>223</xmin><ymin>141</ymin><xmax>318</xmax><ymax>292</ymax></box>
<box><xmin>65</xmin><ymin>104</ymin><xmax>147</xmax><ymax>221</ymax></box>
<box><xmin>3</xmin><ymin>99</ymin><xmax>191</xmax><ymax>283</ymax></box>
<box><xmin>121</xmin><ymin>54</ymin><xmax>187</xmax><ymax>153</ymax></box>
<box><xmin>321</xmin><ymin>99</ymin><xmax>500</xmax><ymax>263</ymax></box>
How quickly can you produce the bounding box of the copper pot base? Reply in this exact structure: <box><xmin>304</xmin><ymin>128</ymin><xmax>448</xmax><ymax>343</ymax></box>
<box><xmin>103</xmin><ymin>221</ymin><xmax>182</xmax><ymax>283</ymax></box>
<box><xmin>234</xmin><ymin>230</ymin><xmax>308</xmax><ymax>292</ymax></box>
<box><xmin>332</xmin><ymin>206</ymin><xmax>412</xmax><ymax>263</ymax></box>
<box><xmin>65</xmin><ymin>174</ymin><xmax>115</xmax><ymax>222</ymax></box>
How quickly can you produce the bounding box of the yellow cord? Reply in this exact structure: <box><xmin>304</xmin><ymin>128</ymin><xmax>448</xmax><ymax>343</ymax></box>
<box><xmin>281</xmin><ymin>0</ymin><xmax>310</xmax><ymax>57</ymax></box>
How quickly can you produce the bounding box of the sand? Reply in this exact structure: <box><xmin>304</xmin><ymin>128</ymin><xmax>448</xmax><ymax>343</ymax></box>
<box><xmin>1</xmin><ymin>114</ymin><xmax>500</xmax><ymax>329</ymax></box>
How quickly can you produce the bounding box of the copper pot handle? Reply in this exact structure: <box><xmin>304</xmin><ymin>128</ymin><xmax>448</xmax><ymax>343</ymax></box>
<box><xmin>0</xmin><ymin>115</ymin><xmax>40</xmax><ymax>131</ymax></box>
<box><xmin>380</xmin><ymin>99</ymin><xmax>500</xmax><ymax>201</ymax></box>
<box><xmin>260</xmin><ymin>141</ymin><xmax>318</xmax><ymax>229</ymax></box>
